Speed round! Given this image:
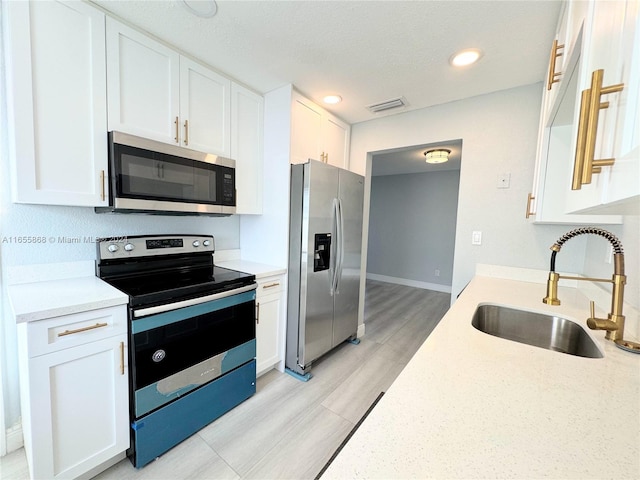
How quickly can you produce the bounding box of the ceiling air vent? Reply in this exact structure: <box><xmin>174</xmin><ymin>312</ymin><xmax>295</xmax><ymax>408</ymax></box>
<box><xmin>366</xmin><ymin>96</ymin><xmax>407</xmax><ymax>114</ymax></box>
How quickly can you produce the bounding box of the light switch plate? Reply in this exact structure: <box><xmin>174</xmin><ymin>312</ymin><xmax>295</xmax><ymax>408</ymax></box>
<box><xmin>472</xmin><ymin>231</ymin><xmax>482</xmax><ymax>245</ymax></box>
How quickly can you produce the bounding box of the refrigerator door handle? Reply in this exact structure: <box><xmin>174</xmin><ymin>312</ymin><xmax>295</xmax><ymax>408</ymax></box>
<box><xmin>329</xmin><ymin>198</ymin><xmax>340</xmax><ymax>295</ymax></box>
<box><xmin>335</xmin><ymin>198</ymin><xmax>345</xmax><ymax>294</ymax></box>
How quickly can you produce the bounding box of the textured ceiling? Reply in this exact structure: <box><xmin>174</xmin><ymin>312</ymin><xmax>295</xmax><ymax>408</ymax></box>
<box><xmin>91</xmin><ymin>0</ymin><xmax>562</xmax><ymax>125</ymax></box>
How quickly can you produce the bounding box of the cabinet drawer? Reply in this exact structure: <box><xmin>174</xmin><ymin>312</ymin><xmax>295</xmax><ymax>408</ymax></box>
<box><xmin>24</xmin><ymin>305</ymin><xmax>127</xmax><ymax>358</ymax></box>
<box><xmin>256</xmin><ymin>276</ymin><xmax>283</xmax><ymax>298</ymax></box>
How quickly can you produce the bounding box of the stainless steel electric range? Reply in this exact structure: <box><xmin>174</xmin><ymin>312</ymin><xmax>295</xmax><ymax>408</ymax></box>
<box><xmin>96</xmin><ymin>234</ymin><xmax>257</xmax><ymax>468</ymax></box>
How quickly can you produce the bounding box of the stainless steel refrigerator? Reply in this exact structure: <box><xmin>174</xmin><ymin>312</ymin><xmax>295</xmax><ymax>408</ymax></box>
<box><xmin>286</xmin><ymin>160</ymin><xmax>364</xmax><ymax>380</ymax></box>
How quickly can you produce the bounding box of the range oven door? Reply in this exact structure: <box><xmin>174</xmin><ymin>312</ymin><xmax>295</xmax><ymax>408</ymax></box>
<box><xmin>130</xmin><ymin>285</ymin><xmax>256</xmax><ymax>418</ymax></box>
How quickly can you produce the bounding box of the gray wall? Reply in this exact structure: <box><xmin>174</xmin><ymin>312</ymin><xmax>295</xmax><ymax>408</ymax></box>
<box><xmin>367</xmin><ymin>170</ymin><xmax>459</xmax><ymax>287</ymax></box>
<box><xmin>350</xmin><ymin>83</ymin><xmax>590</xmax><ymax>301</ymax></box>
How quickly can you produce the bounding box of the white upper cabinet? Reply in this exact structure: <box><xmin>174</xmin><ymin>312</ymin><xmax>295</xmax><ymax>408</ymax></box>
<box><xmin>179</xmin><ymin>57</ymin><xmax>231</xmax><ymax>155</ymax></box>
<box><xmin>565</xmin><ymin>0</ymin><xmax>639</xmax><ymax>214</ymax></box>
<box><xmin>526</xmin><ymin>0</ymin><xmax>636</xmax><ymax>223</ymax></box>
<box><xmin>231</xmin><ymin>83</ymin><xmax>264</xmax><ymax>214</ymax></box>
<box><xmin>4</xmin><ymin>0</ymin><xmax>108</xmax><ymax>206</ymax></box>
<box><xmin>106</xmin><ymin>18</ymin><xmax>231</xmax><ymax>156</ymax></box>
<box><xmin>290</xmin><ymin>92</ymin><xmax>350</xmax><ymax>169</ymax></box>
<box><xmin>106</xmin><ymin>18</ymin><xmax>180</xmax><ymax>145</ymax></box>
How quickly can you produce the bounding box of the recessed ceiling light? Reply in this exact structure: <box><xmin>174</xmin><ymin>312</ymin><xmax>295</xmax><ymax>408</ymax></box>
<box><xmin>323</xmin><ymin>95</ymin><xmax>342</xmax><ymax>105</ymax></box>
<box><xmin>450</xmin><ymin>48</ymin><xmax>483</xmax><ymax>67</ymax></box>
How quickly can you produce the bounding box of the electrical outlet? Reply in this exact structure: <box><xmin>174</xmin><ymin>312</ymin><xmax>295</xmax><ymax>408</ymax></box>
<box><xmin>472</xmin><ymin>231</ymin><xmax>482</xmax><ymax>245</ymax></box>
<box><xmin>435</xmin><ymin>269</ymin><xmax>440</xmax><ymax>277</ymax></box>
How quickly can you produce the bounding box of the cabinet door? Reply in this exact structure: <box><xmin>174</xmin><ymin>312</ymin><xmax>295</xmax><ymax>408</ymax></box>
<box><xmin>231</xmin><ymin>83</ymin><xmax>264</xmax><ymax>214</ymax></box>
<box><xmin>4</xmin><ymin>0</ymin><xmax>108</xmax><ymax>206</ymax></box>
<box><xmin>565</xmin><ymin>0</ymin><xmax>639</xmax><ymax>214</ymax></box>
<box><xmin>180</xmin><ymin>57</ymin><xmax>231</xmax><ymax>156</ymax></box>
<box><xmin>106</xmin><ymin>17</ymin><xmax>180</xmax><ymax>145</ymax></box>
<box><xmin>323</xmin><ymin>115</ymin><xmax>350</xmax><ymax>169</ymax></box>
<box><xmin>598</xmin><ymin>0</ymin><xmax>639</xmax><ymax>211</ymax></box>
<box><xmin>27</xmin><ymin>336</ymin><xmax>129</xmax><ymax>479</ymax></box>
<box><xmin>291</xmin><ymin>94</ymin><xmax>323</xmax><ymax>164</ymax></box>
<box><xmin>255</xmin><ymin>276</ymin><xmax>284</xmax><ymax>376</ymax></box>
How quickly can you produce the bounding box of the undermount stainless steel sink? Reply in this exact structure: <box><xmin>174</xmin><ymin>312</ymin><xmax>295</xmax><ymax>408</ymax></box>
<box><xmin>472</xmin><ymin>304</ymin><xmax>603</xmax><ymax>359</ymax></box>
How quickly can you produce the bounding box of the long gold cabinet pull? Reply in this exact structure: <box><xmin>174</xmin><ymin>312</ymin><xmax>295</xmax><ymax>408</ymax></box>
<box><xmin>100</xmin><ymin>170</ymin><xmax>106</xmax><ymax>201</ymax></box>
<box><xmin>174</xmin><ymin>116</ymin><xmax>179</xmax><ymax>143</ymax></box>
<box><xmin>525</xmin><ymin>193</ymin><xmax>535</xmax><ymax>219</ymax></box>
<box><xmin>57</xmin><ymin>322</ymin><xmax>108</xmax><ymax>337</ymax></box>
<box><xmin>547</xmin><ymin>39</ymin><xmax>564</xmax><ymax>91</ymax></box>
<box><xmin>120</xmin><ymin>341</ymin><xmax>125</xmax><ymax>375</ymax></box>
<box><xmin>256</xmin><ymin>302</ymin><xmax>260</xmax><ymax>324</ymax></box>
<box><xmin>572</xmin><ymin>69</ymin><xmax>624</xmax><ymax>190</ymax></box>
<box><xmin>184</xmin><ymin>119</ymin><xmax>189</xmax><ymax>146</ymax></box>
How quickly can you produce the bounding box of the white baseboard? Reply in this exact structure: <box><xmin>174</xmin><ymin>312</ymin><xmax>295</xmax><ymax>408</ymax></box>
<box><xmin>6</xmin><ymin>423</ymin><xmax>23</xmax><ymax>454</ymax></box>
<box><xmin>357</xmin><ymin>323</ymin><xmax>366</xmax><ymax>338</ymax></box>
<box><xmin>366</xmin><ymin>273</ymin><xmax>452</xmax><ymax>294</ymax></box>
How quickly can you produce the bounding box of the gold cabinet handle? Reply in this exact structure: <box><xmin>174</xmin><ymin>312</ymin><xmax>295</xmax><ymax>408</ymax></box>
<box><xmin>546</xmin><ymin>39</ymin><xmax>564</xmax><ymax>91</ymax></box>
<box><xmin>525</xmin><ymin>193</ymin><xmax>535</xmax><ymax>219</ymax></box>
<box><xmin>58</xmin><ymin>322</ymin><xmax>108</xmax><ymax>337</ymax></box>
<box><xmin>256</xmin><ymin>302</ymin><xmax>260</xmax><ymax>324</ymax></box>
<box><xmin>572</xmin><ymin>89</ymin><xmax>592</xmax><ymax>190</ymax></box>
<box><xmin>100</xmin><ymin>170</ymin><xmax>106</xmax><ymax>201</ymax></box>
<box><xmin>174</xmin><ymin>116</ymin><xmax>179</xmax><ymax>143</ymax></box>
<box><xmin>120</xmin><ymin>341</ymin><xmax>125</xmax><ymax>375</ymax></box>
<box><xmin>581</xmin><ymin>69</ymin><xmax>623</xmax><ymax>185</ymax></box>
<box><xmin>184</xmin><ymin>119</ymin><xmax>189</xmax><ymax>146</ymax></box>
<box><xmin>262</xmin><ymin>282</ymin><xmax>280</xmax><ymax>289</ymax></box>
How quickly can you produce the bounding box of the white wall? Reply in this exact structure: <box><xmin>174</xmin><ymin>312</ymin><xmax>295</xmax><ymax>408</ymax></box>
<box><xmin>367</xmin><ymin>170</ymin><xmax>459</xmax><ymax>289</ymax></box>
<box><xmin>350</xmin><ymin>83</ymin><xmax>590</xmax><ymax>300</ymax></box>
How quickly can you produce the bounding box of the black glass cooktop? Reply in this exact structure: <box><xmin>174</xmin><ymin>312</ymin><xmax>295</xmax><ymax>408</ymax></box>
<box><xmin>105</xmin><ymin>265</ymin><xmax>255</xmax><ymax>308</ymax></box>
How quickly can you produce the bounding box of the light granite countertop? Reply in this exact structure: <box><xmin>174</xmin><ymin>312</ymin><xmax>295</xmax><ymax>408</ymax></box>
<box><xmin>321</xmin><ymin>275</ymin><xmax>640</xmax><ymax>479</ymax></box>
<box><xmin>9</xmin><ymin>276</ymin><xmax>128</xmax><ymax>323</ymax></box>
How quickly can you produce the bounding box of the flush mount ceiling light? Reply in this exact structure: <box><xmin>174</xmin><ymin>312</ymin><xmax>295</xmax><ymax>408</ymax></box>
<box><xmin>424</xmin><ymin>149</ymin><xmax>451</xmax><ymax>164</ymax></box>
<box><xmin>449</xmin><ymin>48</ymin><xmax>483</xmax><ymax>67</ymax></box>
<box><xmin>323</xmin><ymin>95</ymin><xmax>342</xmax><ymax>105</ymax></box>
<box><xmin>181</xmin><ymin>0</ymin><xmax>217</xmax><ymax>18</ymax></box>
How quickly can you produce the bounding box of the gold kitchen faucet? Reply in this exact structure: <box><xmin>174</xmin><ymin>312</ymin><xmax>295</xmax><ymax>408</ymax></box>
<box><xmin>542</xmin><ymin>227</ymin><xmax>639</xmax><ymax>352</ymax></box>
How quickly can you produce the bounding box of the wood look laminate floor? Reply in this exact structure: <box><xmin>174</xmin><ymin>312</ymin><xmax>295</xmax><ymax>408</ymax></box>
<box><xmin>1</xmin><ymin>281</ymin><xmax>450</xmax><ymax>480</ymax></box>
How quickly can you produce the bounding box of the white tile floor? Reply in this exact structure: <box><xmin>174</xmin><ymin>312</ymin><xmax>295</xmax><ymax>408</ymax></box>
<box><xmin>1</xmin><ymin>282</ymin><xmax>450</xmax><ymax>480</ymax></box>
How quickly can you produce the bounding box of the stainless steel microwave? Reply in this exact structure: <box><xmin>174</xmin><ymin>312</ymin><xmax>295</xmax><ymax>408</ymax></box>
<box><xmin>96</xmin><ymin>131</ymin><xmax>236</xmax><ymax>216</ymax></box>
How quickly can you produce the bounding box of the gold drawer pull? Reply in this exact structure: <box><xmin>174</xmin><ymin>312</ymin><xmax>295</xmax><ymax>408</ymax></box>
<box><xmin>525</xmin><ymin>193</ymin><xmax>535</xmax><ymax>219</ymax></box>
<box><xmin>57</xmin><ymin>322</ymin><xmax>108</xmax><ymax>337</ymax></box>
<box><xmin>184</xmin><ymin>119</ymin><xmax>189</xmax><ymax>146</ymax></box>
<box><xmin>546</xmin><ymin>39</ymin><xmax>564</xmax><ymax>91</ymax></box>
<box><xmin>262</xmin><ymin>282</ymin><xmax>280</xmax><ymax>289</ymax></box>
<box><xmin>256</xmin><ymin>302</ymin><xmax>260</xmax><ymax>324</ymax></box>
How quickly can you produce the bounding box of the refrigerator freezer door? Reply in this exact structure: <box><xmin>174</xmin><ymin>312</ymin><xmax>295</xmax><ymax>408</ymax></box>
<box><xmin>299</xmin><ymin>161</ymin><xmax>340</xmax><ymax>368</ymax></box>
<box><xmin>332</xmin><ymin>169</ymin><xmax>364</xmax><ymax>347</ymax></box>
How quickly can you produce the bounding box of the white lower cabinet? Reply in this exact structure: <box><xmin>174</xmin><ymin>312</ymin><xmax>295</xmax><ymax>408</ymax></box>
<box><xmin>255</xmin><ymin>275</ymin><xmax>284</xmax><ymax>376</ymax></box>
<box><xmin>17</xmin><ymin>306</ymin><xmax>129</xmax><ymax>480</ymax></box>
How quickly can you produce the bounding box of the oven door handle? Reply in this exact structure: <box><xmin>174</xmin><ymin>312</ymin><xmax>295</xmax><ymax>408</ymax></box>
<box><xmin>133</xmin><ymin>283</ymin><xmax>257</xmax><ymax>318</ymax></box>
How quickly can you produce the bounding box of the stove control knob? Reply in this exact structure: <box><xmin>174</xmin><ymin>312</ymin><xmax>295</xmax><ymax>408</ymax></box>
<box><xmin>192</xmin><ymin>240</ymin><xmax>200</xmax><ymax>247</ymax></box>
<box><xmin>107</xmin><ymin>244</ymin><xmax>119</xmax><ymax>253</ymax></box>
<box><xmin>124</xmin><ymin>243</ymin><xmax>135</xmax><ymax>252</ymax></box>
<box><xmin>203</xmin><ymin>240</ymin><xmax>211</xmax><ymax>247</ymax></box>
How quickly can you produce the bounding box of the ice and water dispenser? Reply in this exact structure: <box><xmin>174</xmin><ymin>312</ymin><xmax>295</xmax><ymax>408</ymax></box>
<box><xmin>314</xmin><ymin>233</ymin><xmax>331</xmax><ymax>272</ymax></box>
